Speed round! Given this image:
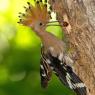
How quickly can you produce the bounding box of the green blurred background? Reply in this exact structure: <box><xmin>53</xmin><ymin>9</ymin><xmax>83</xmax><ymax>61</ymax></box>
<box><xmin>0</xmin><ymin>0</ymin><xmax>76</xmax><ymax>95</ymax></box>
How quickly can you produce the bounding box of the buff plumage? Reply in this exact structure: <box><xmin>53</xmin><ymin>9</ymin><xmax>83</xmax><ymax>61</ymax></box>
<box><xmin>18</xmin><ymin>0</ymin><xmax>87</xmax><ymax>95</ymax></box>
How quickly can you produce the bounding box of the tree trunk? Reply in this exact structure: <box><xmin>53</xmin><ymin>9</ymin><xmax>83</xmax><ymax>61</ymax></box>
<box><xmin>49</xmin><ymin>0</ymin><xmax>95</xmax><ymax>95</ymax></box>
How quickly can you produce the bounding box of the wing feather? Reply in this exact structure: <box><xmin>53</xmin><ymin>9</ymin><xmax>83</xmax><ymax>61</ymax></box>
<box><xmin>47</xmin><ymin>51</ymin><xmax>87</xmax><ymax>95</ymax></box>
<box><xmin>40</xmin><ymin>47</ymin><xmax>52</xmax><ymax>88</ymax></box>
<box><xmin>40</xmin><ymin>47</ymin><xmax>86</xmax><ymax>95</ymax></box>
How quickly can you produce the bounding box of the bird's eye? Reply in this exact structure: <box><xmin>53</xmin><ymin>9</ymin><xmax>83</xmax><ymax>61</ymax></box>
<box><xmin>39</xmin><ymin>22</ymin><xmax>43</xmax><ymax>26</ymax></box>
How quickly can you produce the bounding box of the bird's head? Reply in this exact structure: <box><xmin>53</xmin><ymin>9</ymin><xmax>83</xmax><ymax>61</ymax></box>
<box><xmin>18</xmin><ymin>1</ymin><xmax>51</xmax><ymax>32</ymax></box>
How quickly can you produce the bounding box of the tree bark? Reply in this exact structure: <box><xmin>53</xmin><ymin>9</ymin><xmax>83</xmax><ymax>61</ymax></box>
<box><xmin>49</xmin><ymin>0</ymin><xmax>95</xmax><ymax>95</ymax></box>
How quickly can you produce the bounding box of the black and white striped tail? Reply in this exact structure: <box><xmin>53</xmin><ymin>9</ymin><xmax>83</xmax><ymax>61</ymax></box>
<box><xmin>40</xmin><ymin>47</ymin><xmax>87</xmax><ymax>95</ymax></box>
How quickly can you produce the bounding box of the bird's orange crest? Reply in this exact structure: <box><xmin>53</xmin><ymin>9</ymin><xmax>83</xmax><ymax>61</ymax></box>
<box><xmin>18</xmin><ymin>0</ymin><xmax>69</xmax><ymax>31</ymax></box>
<box><xmin>18</xmin><ymin>0</ymin><xmax>51</xmax><ymax>29</ymax></box>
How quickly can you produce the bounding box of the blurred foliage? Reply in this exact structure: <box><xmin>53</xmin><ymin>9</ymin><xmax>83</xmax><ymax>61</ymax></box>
<box><xmin>0</xmin><ymin>0</ymin><xmax>76</xmax><ymax>95</ymax></box>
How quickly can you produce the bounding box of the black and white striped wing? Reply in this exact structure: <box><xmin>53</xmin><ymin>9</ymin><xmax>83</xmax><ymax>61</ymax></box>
<box><xmin>47</xmin><ymin>51</ymin><xmax>87</xmax><ymax>95</ymax></box>
<box><xmin>40</xmin><ymin>48</ymin><xmax>52</xmax><ymax>88</ymax></box>
<box><xmin>40</xmin><ymin>47</ymin><xmax>86</xmax><ymax>95</ymax></box>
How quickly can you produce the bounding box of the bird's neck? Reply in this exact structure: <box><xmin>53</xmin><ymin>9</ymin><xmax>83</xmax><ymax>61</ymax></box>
<box><xmin>35</xmin><ymin>28</ymin><xmax>67</xmax><ymax>56</ymax></box>
<box><xmin>35</xmin><ymin>28</ymin><xmax>56</xmax><ymax>43</ymax></box>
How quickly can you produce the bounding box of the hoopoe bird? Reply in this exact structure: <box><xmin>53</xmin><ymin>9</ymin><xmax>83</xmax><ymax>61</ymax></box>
<box><xmin>18</xmin><ymin>0</ymin><xmax>87</xmax><ymax>95</ymax></box>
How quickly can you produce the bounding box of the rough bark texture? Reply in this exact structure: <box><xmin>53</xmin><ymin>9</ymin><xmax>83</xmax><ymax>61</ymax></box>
<box><xmin>49</xmin><ymin>0</ymin><xmax>95</xmax><ymax>95</ymax></box>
